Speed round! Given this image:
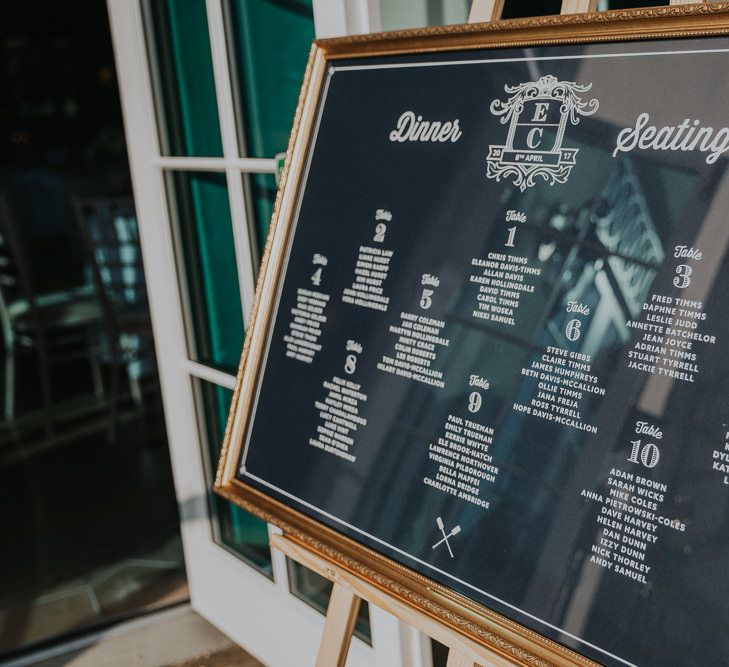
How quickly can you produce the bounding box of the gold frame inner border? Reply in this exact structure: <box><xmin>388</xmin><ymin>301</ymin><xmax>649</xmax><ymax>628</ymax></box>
<box><xmin>216</xmin><ymin>5</ymin><xmax>729</xmax><ymax>666</ymax></box>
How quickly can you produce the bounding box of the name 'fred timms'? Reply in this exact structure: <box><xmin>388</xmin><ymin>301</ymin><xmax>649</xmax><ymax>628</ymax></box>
<box><xmin>613</xmin><ymin>112</ymin><xmax>729</xmax><ymax>164</ymax></box>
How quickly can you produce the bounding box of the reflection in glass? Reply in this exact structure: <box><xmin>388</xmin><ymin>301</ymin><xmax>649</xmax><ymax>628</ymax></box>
<box><xmin>378</xmin><ymin>0</ymin><xmax>671</xmax><ymax>26</ymax></box>
<box><xmin>197</xmin><ymin>380</ymin><xmax>272</xmax><ymax>575</ymax></box>
<box><xmin>226</xmin><ymin>0</ymin><xmax>314</xmax><ymax>159</ymax></box>
<box><xmin>430</xmin><ymin>640</ymin><xmax>449</xmax><ymax>667</ymax></box>
<box><xmin>0</xmin><ymin>3</ymin><xmax>185</xmax><ymax>656</ymax></box>
<box><xmin>501</xmin><ymin>0</ymin><xmax>562</xmax><ymax>18</ymax></box>
<box><xmin>245</xmin><ymin>172</ymin><xmax>278</xmax><ymax>256</ymax></box>
<box><xmin>604</xmin><ymin>0</ymin><xmax>669</xmax><ymax>8</ymax></box>
<box><xmin>379</xmin><ymin>0</ymin><xmax>469</xmax><ymax>30</ymax></box>
<box><xmin>145</xmin><ymin>0</ymin><xmax>223</xmax><ymax>157</ymax></box>
<box><xmin>287</xmin><ymin>559</ymin><xmax>371</xmax><ymax>644</ymax></box>
<box><xmin>169</xmin><ymin>171</ymin><xmax>244</xmax><ymax>373</ymax></box>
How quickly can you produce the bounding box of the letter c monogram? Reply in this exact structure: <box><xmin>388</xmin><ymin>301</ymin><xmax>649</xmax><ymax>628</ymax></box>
<box><xmin>527</xmin><ymin>127</ymin><xmax>544</xmax><ymax>149</ymax></box>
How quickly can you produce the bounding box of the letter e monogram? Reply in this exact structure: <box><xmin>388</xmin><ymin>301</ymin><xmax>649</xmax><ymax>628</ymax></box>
<box><xmin>532</xmin><ymin>102</ymin><xmax>549</xmax><ymax>122</ymax></box>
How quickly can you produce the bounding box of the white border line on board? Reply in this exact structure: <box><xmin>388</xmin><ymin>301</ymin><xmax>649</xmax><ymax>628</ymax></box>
<box><xmin>333</xmin><ymin>46</ymin><xmax>729</xmax><ymax>72</ymax></box>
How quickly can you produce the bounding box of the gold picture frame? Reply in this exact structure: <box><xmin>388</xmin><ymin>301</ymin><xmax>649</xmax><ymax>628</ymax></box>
<box><xmin>216</xmin><ymin>5</ymin><xmax>729</xmax><ymax>665</ymax></box>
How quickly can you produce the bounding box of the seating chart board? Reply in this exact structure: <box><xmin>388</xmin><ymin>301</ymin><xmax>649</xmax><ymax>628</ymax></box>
<box><xmin>218</xmin><ymin>17</ymin><xmax>729</xmax><ymax>667</ymax></box>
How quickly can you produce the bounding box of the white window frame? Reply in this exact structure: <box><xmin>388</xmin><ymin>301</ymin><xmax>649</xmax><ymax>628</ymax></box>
<box><xmin>106</xmin><ymin>1</ymin><xmax>431</xmax><ymax>665</ymax></box>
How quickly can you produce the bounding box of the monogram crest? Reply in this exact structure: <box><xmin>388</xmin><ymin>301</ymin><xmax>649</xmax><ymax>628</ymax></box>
<box><xmin>486</xmin><ymin>75</ymin><xmax>599</xmax><ymax>192</ymax></box>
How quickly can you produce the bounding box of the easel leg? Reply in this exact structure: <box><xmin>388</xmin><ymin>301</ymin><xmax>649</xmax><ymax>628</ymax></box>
<box><xmin>446</xmin><ymin>650</ymin><xmax>477</xmax><ymax>667</ymax></box>
<box><xmin>316</xmin><ymin>583</ymin><xmax>361</xmax><ymax>667</ymax></box>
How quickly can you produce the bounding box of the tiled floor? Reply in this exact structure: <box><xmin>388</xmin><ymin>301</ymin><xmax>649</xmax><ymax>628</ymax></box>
<box><xmin>170</xmin><ymin>645</ymin><xmax>263</xmax><ymax>667</ymax></box>
<box><xmin>32</xmin><ymin>607</ymin><xmax>263</xmax><ymax>667</ymax></box>
<box><xmin>0</xmin><ymin>385</ymin><xmax>187</xmax><ymax>656</ymax></box>
<box><xmin>0</xmin><ymin>537</ymin><xmax>187</xmax><ymax>652</ymax></box>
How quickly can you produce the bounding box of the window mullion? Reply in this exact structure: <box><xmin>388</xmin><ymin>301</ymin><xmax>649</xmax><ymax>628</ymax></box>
<box><xmin>154</xmin><ymin>156</ymin><xmax>226</xmax><ymax>171</ymax></box>
<box><xmin>205</xmin><ymin>0</ymin><xmax>257</xmax><ymax>325</ymax></box>
<box><xmin>182</xmin><ymin>359</ymin><xmax>237</xmax><ymax>390</ymax></box>
<box><xmin>153</xmin><ymin>157</ymin><xmax>276</xmax><ymax>173</ymax></box>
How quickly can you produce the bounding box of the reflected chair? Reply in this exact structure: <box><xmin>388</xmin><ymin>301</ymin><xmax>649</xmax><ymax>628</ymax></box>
<box><xmin>0</xmin><ymin>194</ymin><xmax>104</xmax><ymax>433</ymax></box>
<box><xmin>74</xmin><ymin>198</ymin><xmax>155</xmax><ymax>441</ymax></box>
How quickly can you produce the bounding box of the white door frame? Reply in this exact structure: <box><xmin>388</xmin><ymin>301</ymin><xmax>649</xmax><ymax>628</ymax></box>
<box><xmin>106</xmin><ymin>1</ymin><xmax>430</xmax><ymax>665</ymax></box>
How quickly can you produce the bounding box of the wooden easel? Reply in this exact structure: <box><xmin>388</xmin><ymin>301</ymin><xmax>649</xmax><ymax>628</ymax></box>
<box><xmin>276</xmin><ymin>0</ymin><xmax>705</xmax><ymax>664</ymax></box>
<box><xmin>272</xmin><ymin>533</ymin><xmax>509</xmax><ymax>667</ymax></box>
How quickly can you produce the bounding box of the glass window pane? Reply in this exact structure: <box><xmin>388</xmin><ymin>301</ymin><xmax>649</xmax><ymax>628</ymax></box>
<box><xmin>604</xmin><ymin>0</ymin><xmax>668</xmax><ymax>7</ymax></box>
<box><xmin>431</xmin><ymin>639</ymin><xmax>449</xmax><ymax>667</ymax></box>
<box><xmin>378</xmin><ymin>0</ymin><xmax>670</xmax><ymax>26</ymax></box>
<box><xmin>197</xmin><ymin>379</ymin><xmax>273</xmax><ymax>575</ymax></box>
<box><xmin>169</xmin><ymin>171</ymin><xmax>243</xmax><ymax>372</ymax></box>
<box><xmin>379</xmin><ymin>0</ymin><xmax>469</xmax><ymax>30</ymax></box>
<box><xmin>501</xmin><ymin>0</ymin><xmax>562</xmax><ymax>18</ymax></box>
<box><xmin>145</xmin><ymin>0</ymin><xmax>223</xmax><ymax>157</ymax></box>
<box><xmin>287</xmin><ymin>560</ymin><xmax>371</xmax><ymax>644</ymax></box>
<box><xmin>0</xmin><ymin>4</ymin><xmax>186</xmax><ymax>654</ymax></box>
<box><xmin>245</xmin><ymin>172</ymin><xmax>277</xmax><ymax>256</ymax></box>
<box><xmin>501</xmin><ymin>0</ymin><xmax>668</xmax><ymax>18</ymax></box>
<box><xmin>227</xmin><ymin>0</ymin><xmax>315</xmax><ymax>158</ymax></box>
